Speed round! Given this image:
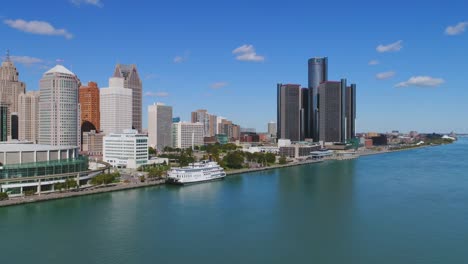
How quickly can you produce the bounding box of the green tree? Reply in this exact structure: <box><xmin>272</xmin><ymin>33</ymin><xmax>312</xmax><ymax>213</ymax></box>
<box><xmin>279</xmin><ymin>156</ymin><xmax>287</xmax><ymax>165</ymax></box>
<box><xmin>148</xmin><ymin>147</ymin><xmax>157</xmax><ymax>155</ymax></box>
<box><xmin>265</xmin><ymin>153</ymin><xmax>276</xmax><ymax>164</ymax></box>
<box><xmin>0</xmin><ymin>192</ymin><xmax>8</xmax><ymax>201</ymax></box>
<box><xmin>223</xmin><ymin>151</ymin><xmax>245</xmax><ymax>169</ymax></box>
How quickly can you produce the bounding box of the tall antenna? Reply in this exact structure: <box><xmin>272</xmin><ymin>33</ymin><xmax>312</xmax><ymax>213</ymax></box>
<box><xmin>5</xmin><ymin>49</ymin><xmax>11</xmax><ymax>62</ymax></box>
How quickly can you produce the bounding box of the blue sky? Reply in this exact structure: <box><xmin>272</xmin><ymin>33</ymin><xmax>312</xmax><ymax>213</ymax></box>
<box><xmin>1</xmin><ymin>0</ymin><xmax>467</xmax><ymax>133</ymax></box>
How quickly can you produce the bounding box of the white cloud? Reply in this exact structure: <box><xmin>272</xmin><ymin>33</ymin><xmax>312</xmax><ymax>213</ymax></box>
<box><xmin>10</xmin><ymin>55</ymin><xmax>43</xmax><ymax>66</ymax></box>
<box><xmin>4</xmin><ymin>19</ymin><xmax>73</xmax><ymax>39</ymax></box>
<box><xmin>395</xmin><ymin>76</ymin><xmax>445</xmax><ymax>88</ymax></box>
<box><xmin>145</xmin><ymin>91</ymin><xmax>169</xmax><ymax>97</ymax></box>
<box><xmin>376</xmin><ymin>71</ymin><xmax>396</xmax><ymax>80</ymax></box>
<box><xmin>173</xmin><ymin>56</ymin><xmax>184</xmax><ymax>63</ymax></box>
<box><xmin>145</xmin><ymin>73</ymin><xmax>158</xmax><ymax>80</ymax></box>
<box><xmin>232</xmin><ymin>44</ymin><xmax>265</xmax><ymax>62</ymax></box>
<box><xmin>368</xmin><ymin>60</ymin><xmax>379</xmax><ymax>65</ymax></box>
<box><xmin>376</xmin><ymin>40</ymin><xmax>403</xmax><ymax>53</ymax></box>
<box><xmin>70</xmin><ymin>0</ymin><xmax>103</xmax><ymax>7</ymax></box>
<box><xmin>210</xmin><ymin>82</ymin><xmax>228</xmax><ymax>89</ymax></box>
<box><xmin>445</xmin><ymin>21</ymin><xmax>468</xmax><ymax>36</ymax></box>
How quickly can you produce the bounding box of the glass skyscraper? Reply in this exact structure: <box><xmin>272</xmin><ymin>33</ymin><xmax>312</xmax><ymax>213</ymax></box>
<box><xmin>307</xmin><ymin>57</ymin><xmax>328</xmax><ymax>141</ymax></box>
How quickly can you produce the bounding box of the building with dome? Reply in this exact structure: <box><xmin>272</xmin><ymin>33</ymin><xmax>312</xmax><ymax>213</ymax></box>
<box><xmin>38</xmin><ymin>65</ymin><xmax>80</xmax><ymax>146</ymax></box>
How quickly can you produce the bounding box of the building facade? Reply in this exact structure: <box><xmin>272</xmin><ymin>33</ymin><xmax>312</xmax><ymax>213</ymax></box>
<box><xmin>82</xmin><ymin>130</ymin><xmax>104</xmax><ymax>157</ymax></box>
<box><xmin>148</xmin><ymin>103</ymin><xmax>173</xmax><ymax>149</ymax></box>
<box><xmin>0</xmin><ymin>104</ymin><xmax>8</xmax><ymax>141</ymax></box>
<box><xmin>277</xmin><ymin>83</ymin><xmax>303</xmax><ymax>142</ymax></box>
<box><xmin>113</xmin><ymin>64</ymin><xmax>142</xmax><ymax>132</ymax></box>
<box><xmin>38</xmin><ymin>65</ymin><xmax>80</xmax><ymax>146</ymax></box>
<box><xmin>103</xmin><ymin>130</ymin><xmax>148</xmax><ymax>169</ymax></box>
<box><xmin>267</xmin><ymin>121</ymin><xmax>277</xmax><ymax>138</ymax></box>
<box><xmin>79</xmin><ymin>81</ymin><xmax>100</xmax><ymax>132</ymax></box>
<box><xmin>100</xmin><ymin>77</ymin><xmax>132</xmax><ymax>135</ymax></box>
<box><xmin>191</xmin><ymin>109</ymin><xmax>218</xmax><ymax>137</ymax></box>
<box><xmin>318</xmin><ymin>79</ymin><xmax>356</xmax><ymax>143</ymax></box>
<box><xmin>172</xmin><ymin>122</ymin><xmax>204</xmax><ymax>149</ymax></box>
<box><xmin>307</xmin><ymin>57</ymin><xmax>328</xmax><ymax>141</ymax></box>
<box><xmin>18</xmin><ymin>91</ymin><xmax>40</xmax><ymax>143</ymax></box>
<box><xmin>0</xmin><ymin>52</ymin><xmax>26</xmax><ymax>140</ymax></box>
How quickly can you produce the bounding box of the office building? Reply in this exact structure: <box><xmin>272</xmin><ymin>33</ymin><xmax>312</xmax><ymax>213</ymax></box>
<box><xmin>277</xmin><ymin>83</ymin><xmax>302</xmax><ymax>142</ymax></box>
<box><xmin>0</xmin><ymin>51</ymin><xmax>26</xmax><ymax>140</ymax></box>
<box><xmin>0</xmin><ymin>104</ymin><xmax>7</xmax><ymax>141</ymax></box>
<box><xmin>172</xmin><ymin>122</ymin><xmax>204</xmax><ymax>149</ymax></box>
<box><xmin>191</xmin><ymin>109</ymin><xmax>218</xmax><ymax>137</ymax></box>
<box><xmin>79</xmin><ymin>81</ymin><xmax>100</xmax><ymax>132</ymax></box>
<box><xmin>308</xmin><ymin>57</ymin><xmax>328</xmax><ymax>141</ymax></box>
<box><xmin>100</xmin><ymin>77</ymin><xmax>132</xmax><ymax>135</ymax></box>
<box><xmin>10</xmin><ymin>112</ymin><xmax>18</xmax><ymax>140</ymax></box>
<box><xmin>318</xmin><ymin>79</ymin><xmax>355</xmax><ymax>143</ymax></box>
<box><xmin>18</xmin><ymin>91</ymin><xmax>40</xmax><ymax>143</ymax></box>
<box><xmin>346</xmin><ymin>83</ymin><xmax>357</xmax><ymax>140</ymax></box>
<box><xmin>267</xmin><ymin>121</ymin><xmax>277</xmax><ymax>138</ymax></box>
<box><xmin>82</xmin><ymin>130</ymin><xmax>104</xmax><ymax>157</ymax></box>
<box><xmin>103</xmin><ymin>129</ymin><xmax>148</xmax><ymax>169</ymax></box>
<box><xmin>113</xmin><ymin>64</ymin><xmax>142</xmax><ymax>132</ymax></box>
<box><xmin>148</xmin><ymin>103</ymin><xmax>173</xmax><ymax>149</ymax></box>
<box><xmin>38</xmin><ymin>65</ymin><xmax>80</xmax><ymax>146</ymax></box>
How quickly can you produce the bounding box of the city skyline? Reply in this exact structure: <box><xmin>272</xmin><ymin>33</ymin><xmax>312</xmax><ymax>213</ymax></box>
<box><xmin>1</xmin><ymin>0</ymin><xmax>467</xmax><ymax>133</ymax></box>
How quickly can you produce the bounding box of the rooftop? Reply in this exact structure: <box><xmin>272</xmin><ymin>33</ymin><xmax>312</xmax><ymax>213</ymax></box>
<box><xmin>45</xmin><ymin>65</ymin><xmax>75</xmax><ymax>76</ymax></box>
<box><xmin>0</xmin><ymin>143</ymin><xmax>78</xmax><ymax>152</ymax></box>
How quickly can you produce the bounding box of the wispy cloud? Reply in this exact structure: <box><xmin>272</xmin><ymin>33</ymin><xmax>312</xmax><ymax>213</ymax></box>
<box><xmin>4</xmin><ymin>19</ymin><xmax>73</xmax><ymax>39</ymax></box>
<box><xmin>232</xmin><ymin>44</ymin><xmax>265</xmax><ymax>62</ymax></box>
<box><xmin>70</xmin><ymin>0</ymin><xmax>103</xmax><ymax>7</ymax></box>
<box><xmin>368</xmin><ymin>60</ymin><xmax>379</xmax><ymax>65</ymax></box>
<box><xmin>395</xmin><ymin>76</ymin><xmax>444</xmax><ymax>88</ymax></box>
<box><xmin>210</xmin><ymin>82</ymin><xmax>228</xmax><ymax>89</ymax></box>
<box><xmin>376</xmin><ymin>71</ymin><xmax>396</xmax><ymax>80</ymax></box>
<box><xmin>10</xmin><ymin>55</ymin><xmax>43</xmax><ymax>66</ymax></box>
<box><xmin>173</xmin><ymin>51</ymin><xmax>190</xmax><ymax>63</ymax></box>
<box><xmin>145</xmin><ymin>91</ymin><xmax>169</xmax><ymax>97</ymax></box>
<box><xmin>445</xmin><ymin>21</ymin><xmax>468</xmax><ymax>36</ymax></box>
<box><xmin>376</xmin><ymin>40</ymin><xmax>403</xmax><ymax>53</ymax></box>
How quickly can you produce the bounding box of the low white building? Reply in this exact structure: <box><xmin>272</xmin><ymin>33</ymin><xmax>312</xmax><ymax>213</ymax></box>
<box><xmin>103</xmin><ymin>129</ymin><xmax>148</xmax><ymax>169</ymax></box>
<box><xmin>172</xmin><ymin>122</ymin><xmax>204</xmax><ymax>149</ymax></box>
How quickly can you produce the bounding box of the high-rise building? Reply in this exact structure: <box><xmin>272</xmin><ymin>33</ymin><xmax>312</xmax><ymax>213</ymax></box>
<box><xmin>18</xmin><ymin>91</ymin><xmax>40</xmax><ymax>143</ymax></box>
<box><xmin>267</xmin><ymin>121</ymin><xmax>277</xmax><ymax>138</ymax></box>
<box><xmin>79</xmin><ymin>81</ymin><xmax>100</xmax><ymax>132</ymax></box>
<box><xmin>277</xmin><ymin>83</ymin><xmax>303</xmax><ymax>142</ymax></box>
<box><xmin>10</xmin><ymin>112</ymin><xmax>18</xmax><ymax>140</ymax></box>
<box><xmin>113</xmin><ymin>64</ymin><xmax>142</xmax><ymax>132</ymax></box>
<box><xmin>0</xmin><ymin>104</ymin><xmax>8</xmax><ymax>141</ymax></box>
<box><xmin>191</xmin><ymin>109</ymin><xmax>217</xmax><ymax>137</ymax></box>
<box><xmin>39</xmin><ymin>65</ymin><xmax>80</xmax><ymax>146</ymax></box>
<box><xmin>148</xmin><ymin>103</ymin><xmax>173</xmax><ymax>149</ymax></box>
<box><xmin>308</xmin><ymin>57</ymin><xmax>328</xmax><ymax>141</ymax></box>
<box><xmin>318</xmin><ymin>79</ymin><xmax>356</xmax><ymax>143</ymax></box>
<box><xmin>301</xmin><ymin>88</ymin><xmax>309</xmax><ymax>139</ymax></box>
<box><xmin>100</xmin><ymin>77</ymin><xmax>133</xmax><ymax>135</ymax></box>
<box><xmin>172</xmin><ymin>122</ymin><xmax>204</xmax><ymax>149</ymax></box>
<box><xmin>0</xmin><ymin>51</ymin><xmax>26</xmax><ymax>140</ymax></box>
<box><xmin>346</xmin><ymin>83</ymin><xmax>357</xmax><ymax>140</ymax></box>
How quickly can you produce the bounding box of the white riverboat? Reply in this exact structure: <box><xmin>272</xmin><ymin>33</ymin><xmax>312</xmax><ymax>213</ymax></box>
<box><xmin>167</xmin><ymin>160</ymin><xmax>226</xmax><ymax>185</ymax></box>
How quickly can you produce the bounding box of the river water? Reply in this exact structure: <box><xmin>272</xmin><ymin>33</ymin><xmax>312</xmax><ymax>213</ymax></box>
<box><xmin>1</xmin><ymin>139</ymin><xmax>468</xmax><ymax>263</ymax></box>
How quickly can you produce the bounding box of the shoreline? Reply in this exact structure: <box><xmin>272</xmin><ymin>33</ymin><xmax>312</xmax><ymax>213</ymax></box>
<box><xmin>0</xmin><ymin>143</ymin><xmax>449</xmax><ymax>208</ymax></box>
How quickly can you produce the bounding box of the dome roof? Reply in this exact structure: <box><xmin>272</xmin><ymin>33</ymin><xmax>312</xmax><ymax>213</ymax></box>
<box><xmin>44</xmin><ymin>65</ymin><xmax>75</xmax><ymax>76</ymax></box>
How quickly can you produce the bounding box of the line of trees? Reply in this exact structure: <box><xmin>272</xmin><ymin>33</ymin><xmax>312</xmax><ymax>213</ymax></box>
<box><xmin>90</xmin><ymin>172</ymin><xmax>120</xmax><ymax>186</ymax></box>
<box><xmin>0</xmin><ymin>192</ymin><xmax>8</xmax><ymax>201</ymax></box>
<box><xmin>221</xmin><ymin>151</ymin><xmax>278</xmax><ymax>169</ymax></box>
<box><xmin>53</xmin><ymin>179</ymin><xmax>78</xmax><ymax>192</ymax></box>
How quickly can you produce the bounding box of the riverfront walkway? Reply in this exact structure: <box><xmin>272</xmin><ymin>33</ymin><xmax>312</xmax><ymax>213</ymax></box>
<box><xmin>0</xmin><ymin>180</ymin><xmax>165</xmax><ymax>207</ymax></box>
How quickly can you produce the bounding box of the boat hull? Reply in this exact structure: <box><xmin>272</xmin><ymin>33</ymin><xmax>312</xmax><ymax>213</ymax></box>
<box><xmin>166</xmin><ymin>175</ymin><xmax>226</xmax><ymax>185</ymax></box>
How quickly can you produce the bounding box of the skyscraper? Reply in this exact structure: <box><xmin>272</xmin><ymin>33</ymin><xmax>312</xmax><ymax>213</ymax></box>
<box><xmin>39</xmin><ymin>65</ymin><xmax>80</xmax><ymax>146</ymax></box>
<box><xmin>308</xmin><ymin>57</ymin><xmax>328</xmax><ymax>141</ymax></box>
<box><xmin>100</xmin><ymin>77</ymin><xmax>133</xmax><ymax>135</ymax></box>
<box><xmin>10</xmin><ymin>113</ymin><xmax>18</xmax><ymax>140</ymax></box>
<box><xmin>113</xmin><ymin>64</ymin><xmax>142</xmax><ymax>132</ymax></box>
<box><xmin>148</xmin><ymin>103</ymin><xmax>173</xmax><ymax>149</ymax></box>
<box><xmin>0</xmin><ymin>104</ymin><xmax>8</xmax><ymax>141</ymax></box>
<box><xmin>346</xmin><ymin>83</ymin><xmax>357</xmax><ymax>140</ymax></box>
<box><xmin>79</xmin><ymin>81</ymin><xmax>100</xmax><ymax>132</ymax></box>
<box><xmin>0</xmin><ymin>51</ymin><xmax>26</xmax><ymax>140</ymax></box>
<box><xmin>267</xmin><ymin>121</ymin><xmax>277</xmax><ymax>138</ymax></box>
<box><xmin>18</xmin><ymin>91</ymin><xmax>40</xmax><ymax>143</ymax></box>
<box><xmin>191</xmin><ymin>109</ymin><xmax>217</xmax><ymax>137</ymax></box>
<box><xmin>277</xmin><ymin>83</ymin><xmax>302</xmax><ymax>142</ymax></box>
<box><xmin>318</xmin><ymin>79</ymin><xmax>354</xmax><ymax>143</ymax></box>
